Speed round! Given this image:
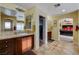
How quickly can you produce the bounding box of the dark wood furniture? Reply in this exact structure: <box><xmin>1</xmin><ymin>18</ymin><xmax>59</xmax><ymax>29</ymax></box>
<box><xmin>0</xmin><ymin>39</ymin><xmax>15</xmax><ymax>55</ymax></box>
<box><xmin>48</xmin><ymin>32</ymin><xmax>55</xmax><ymax>42</ymax></box>
<box><xmin>0</xmin><ymin>35</ymin><xmax>34</xmax><ymax>55</ymax></box>
<box><xmin>48</xmin><ymin>32</ymin><xmax>52</xmax><ymax>40</ymax></box>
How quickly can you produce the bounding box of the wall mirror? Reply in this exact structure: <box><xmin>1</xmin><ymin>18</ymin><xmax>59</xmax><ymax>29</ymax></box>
<box><xmin>0</xmin><ymin>6</ymin><xmax>16</xmax><ymax>32</ymax></box>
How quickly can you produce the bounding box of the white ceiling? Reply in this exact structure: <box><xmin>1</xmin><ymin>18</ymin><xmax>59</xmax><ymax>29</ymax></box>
<box><xmin>15</xmin><ymin>3</ymin><xmax>79</xmax><ymax>16</ymax></box>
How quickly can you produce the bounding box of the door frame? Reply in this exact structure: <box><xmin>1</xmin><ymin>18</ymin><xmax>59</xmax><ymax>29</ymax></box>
<box><xmin>34</xmin><ymin>9</ymin><xmax>48</xmax><ymax>50</ymax></box>
<box><xmin>39</xmin><ymin>15</ymin><xmax>45</xmax><ymax>44</ymax></box>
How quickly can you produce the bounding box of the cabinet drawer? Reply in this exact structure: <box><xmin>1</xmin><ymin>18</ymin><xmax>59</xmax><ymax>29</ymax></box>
<box><xmin>7</xmin><ymin>40</ymin><xmax>15</xmax><ymax>54</ymax></box>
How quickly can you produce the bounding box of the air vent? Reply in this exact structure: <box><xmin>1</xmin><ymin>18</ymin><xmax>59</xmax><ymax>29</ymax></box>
<box><xmin>54</xmin><ymin>3</ymin><xmax>61</xmax><ymax>8</ymax></box>
<box><xmin>16</xmin><ymin>8</ymin><xmax>25</xmax><ymax>12</ymax></box>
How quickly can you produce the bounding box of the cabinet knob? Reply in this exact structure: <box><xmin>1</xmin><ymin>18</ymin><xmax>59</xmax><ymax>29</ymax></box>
<box><xmin>5</xmin><ymin>41</ymin><xmax>8</xmax><ymax>43</ymax></box>
<box><xmin>5</xmin><ymin>45</ymin><xmax>8</xmax><ymax>48</ymax></box>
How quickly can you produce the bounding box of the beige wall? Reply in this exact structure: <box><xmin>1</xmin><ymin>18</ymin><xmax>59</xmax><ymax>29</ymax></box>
<box><xmin>47</xmin><ymin>16</ymin><xmax>53</xmax><ymax>32</ymax></box>
<box><xmin>52</xmin><ymin>10</ymin><xmax>79</xmax><ymax>45</ymax></box>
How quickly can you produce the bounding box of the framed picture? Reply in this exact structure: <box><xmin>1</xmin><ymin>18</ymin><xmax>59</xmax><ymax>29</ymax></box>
<box><xmin>26</xmin><ymin>15</ymin><xmax>33</xmax><ymax>29</ymax></box>
<box><xmin>54</xmin><ymin>20</ymin><xmax>57</xmax><ymax>27</ymax></box>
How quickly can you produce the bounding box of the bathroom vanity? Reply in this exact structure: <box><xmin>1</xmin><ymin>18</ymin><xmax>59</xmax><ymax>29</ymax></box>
<box><xmin>0</xmin><ymin>32</ymin><xmax>34</xmax><ymax>55</ymax></box>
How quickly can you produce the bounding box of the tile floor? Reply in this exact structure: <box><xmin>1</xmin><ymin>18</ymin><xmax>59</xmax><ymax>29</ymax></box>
<box><xmin>33</xmin><ymin>36</ymin><xmax>79</xmax><ymax>55</ymax></box>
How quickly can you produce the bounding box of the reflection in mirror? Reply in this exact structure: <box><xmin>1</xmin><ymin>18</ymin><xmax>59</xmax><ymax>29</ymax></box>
<box><xmin>16</xmin><ymin>22</ymin><xmax>25</xmax><ymax>31</ymax></box>
<box><xmin>4</xmin><ymin>19</ymin><xmax>13</xmax><ymax>31</ymax></box>
<box><xmin>0</xmin><ymin>6</ymin><xmax>16</xmax><ymax>32</ymax></box>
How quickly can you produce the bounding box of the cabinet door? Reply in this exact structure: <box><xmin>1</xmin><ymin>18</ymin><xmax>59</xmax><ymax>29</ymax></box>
<box><xmin>22</xmin><ymin>36</ymin><xmax>32</xmax><ymax>53</ymax></box>
<box><xmin>15</xmin><ymin>35</ymin><xmax>34</xmax><ymax>54</ymax></box>
<box><xmin>6</xmin><ymin>39</ymin><xmax>15</xmax><ymax>55</ymax></box>
<box><xmin>27</xmin><ymin>36</ymin><xmax>32</xmax><ymax>49</ymax></box>
<box><xmin>22</xmin><ymin>37</ymin><xmax>28</xmax><ymax>53</ymax></box>
<box><xmin>0</xmin><ymin>40</ymin><xmax>7</xmax><ymax>54</ymax></box>
<box><xmin>15</xmin><ymin>38</ymin><xmax>22</xmax><ymax>54</ymax></box>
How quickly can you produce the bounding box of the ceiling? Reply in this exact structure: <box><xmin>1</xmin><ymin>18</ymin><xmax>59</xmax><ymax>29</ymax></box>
<box><xmin>15</xmin><ymin>3</ymin><xmax>79</xmax><ymax>16</ymax></box>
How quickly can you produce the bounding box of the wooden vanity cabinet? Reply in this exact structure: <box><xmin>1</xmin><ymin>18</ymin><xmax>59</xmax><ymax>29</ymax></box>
<box><xmin>0</xmin><ymin>35</ymin><xmax>34</xmax><ymax>55</ymax></box>
<box><xmin>0</xmin><ymin>40</ymin><xmax>6</xmax><ymax>54</ymax></box>
<box><xmin>15</xmin><ymin>35</ymin><xmax>34</xmax><ymax>55</ymax></box>
<box><xmin>0</xmin><ymin>39</ymin><xmax>15</xmax><ymax>55</ymax></box>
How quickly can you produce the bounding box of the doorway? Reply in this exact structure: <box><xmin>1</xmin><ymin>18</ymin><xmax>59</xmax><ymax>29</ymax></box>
<box><xmin>58</xmin><ymin>18</ymin><xmax>73</xmax><ymax>42</ymax></box>
<box><xmin>39</xmin><ymin>16</ymin><xmax>45</xmax><ymax>46</ymax></box>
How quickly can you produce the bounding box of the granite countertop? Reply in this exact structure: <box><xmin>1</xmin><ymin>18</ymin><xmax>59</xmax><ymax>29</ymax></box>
<box><xmin>0</xmin><ymin>31</ymin><xmax>34</xmax><ymax>40</ymax></box>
